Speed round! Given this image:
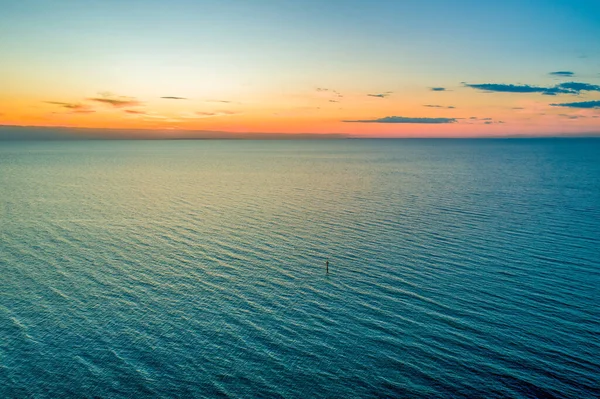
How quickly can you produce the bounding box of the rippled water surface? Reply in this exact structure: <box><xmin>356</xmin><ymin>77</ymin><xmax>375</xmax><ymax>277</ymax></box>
<box><xmin>1</xmin><ymin>139</ymin><xmax>599</xmax><ymax>398</ymax></box>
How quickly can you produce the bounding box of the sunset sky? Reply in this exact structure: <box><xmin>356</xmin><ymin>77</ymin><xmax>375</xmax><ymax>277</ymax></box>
<box><xmin>1</xmin><ymin>0</ymin><xmax>599</xmax><ymax>137</ymax></box>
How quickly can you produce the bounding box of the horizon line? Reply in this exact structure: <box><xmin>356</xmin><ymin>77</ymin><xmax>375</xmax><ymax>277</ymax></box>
<box><xmin>1</xmin><ymin>124</ymin><xmax>599</xmax><ymax>140</ymax></box>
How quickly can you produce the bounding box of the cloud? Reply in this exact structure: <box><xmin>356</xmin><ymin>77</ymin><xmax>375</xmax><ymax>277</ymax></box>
<box><xmin>558</xmin><ymin>114</ymin><xmax>585</xmax><ymax>119</ymax></box>
<box><xmin>367</xmin><ymin>92</ymin><xmax>392</xmax><ymax>98</ymax></box>
<box><xmin>44</xmin><ymin>101</ymin><xmax>95</xmax><ymax>114</ymax></box>
<box><xmin>125</xmin><ymin>109</ymin><xmax>146</xmax><ymax>114</ymax></box>
<box><xmin>550</xmin><ymin>100</ymin><xmax>600</xmax><ymax>109</ymax></box>
<box><xmin>430</xmin><ymin>87</ymin><xmax>446</xmax><ymax>91</ymax></box>
<box><xmin>464</xmin><ymin>83</ymin><xmax>569</xmax><ymax>95</ymax></box>
<box><xmin>206</xmin><ymin>100</ymin><xmax>232</xmax><ymax>103</ymax></box>
<box><xmin>316</xmin><ymin>88</ymin><xmax>343</xmax><ymax>98</ymax></box>
<box><xmin>557</xmin><ymin>82</ymin><xmax>600</xmax><ymax>92</ymax></box>
<box><xmin>343</xmin><ymin>116</ymin><xmax>457</xmax><ymax>124</ymax></box>
<box><xmin>88</xmin><ymin>93</ymin><xmax>141</xmax><ymax>107</ymax></box>
<box><xmin>90</xmin><ymin>97</ymin><xmax>140</xmax><ymax>107</ymax></box>
<box><xmin>464</xmin><ymin>81</ymin><xmax>600</xmax><ymax>96</ymax></box>
<box><xmin>465</xmin><ymin>116</ymin><xmax>502</xmax><ymax>124</ymax></box>
<box><xmin>45</xmin><ymin>101</ymin><xmax>87</xmax><ymax>110</ymax></box>
<box><xmin>160</xmin><ymin>96</ymin><xmax>187</xmax><ymax>100</ymax></box>
<box><xmin>329</xmin><ymin>100</ymin><xmax>339</xmax><ymax>103</ymax></box>
<box><xmin>195</xmin><ymin>110</ymin><xmax>239</xmax><ymax>118</ymax></box>
<box><xmin>424</xmin><ymin>104</ymin><xmax>456</xmax><ymax>109</ymax></box>
<box><xmin>549</xmin><ymin>71</ymin><xmax>575</xmax><ymax>77</ymax></box>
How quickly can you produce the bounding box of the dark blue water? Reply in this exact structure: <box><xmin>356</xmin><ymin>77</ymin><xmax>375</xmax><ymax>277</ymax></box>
<box><xmin>1</xmin><ymin>139</ymin><xmax>599</xmax><ymax>398</ymax></box>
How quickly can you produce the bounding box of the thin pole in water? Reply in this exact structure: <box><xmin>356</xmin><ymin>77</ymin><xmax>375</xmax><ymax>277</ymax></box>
<box><xmin>326</xmin><ymin>260</ymin><xmax>329</xmax><ymax>274</ymax></box>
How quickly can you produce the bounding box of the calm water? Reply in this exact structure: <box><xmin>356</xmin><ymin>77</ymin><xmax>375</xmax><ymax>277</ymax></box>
<box><xmin>1</xmin><ymin>139</ymin><xmax>599</xmax><ymax>398</ymax></box>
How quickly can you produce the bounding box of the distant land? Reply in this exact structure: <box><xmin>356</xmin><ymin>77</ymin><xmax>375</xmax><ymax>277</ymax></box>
<box><xmin>0</xmin><ymin>125</ymin><xmax>348</xmax><ymax>140</ymax></box>
<box><xmin>1</xmin><ymin>125</ymin><xmax>599</xmax><ymax>140</ymax></box>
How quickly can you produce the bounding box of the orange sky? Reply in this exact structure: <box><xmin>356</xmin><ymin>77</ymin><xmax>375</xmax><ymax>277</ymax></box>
<box><xmin>2</xmin><ymin>88</ymin><xmax>599</xmax><ymax>138</ymax></box>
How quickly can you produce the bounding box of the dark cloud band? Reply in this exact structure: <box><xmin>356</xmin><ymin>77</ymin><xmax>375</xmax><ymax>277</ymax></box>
<box><xmin>344</xmin><ymin>116</ymin><xmax>457</xmax><ymax>124</ymax></box>
<box><xmin>549</xmin><ymin>71</ymin><xmax>574</xmax><ymax>77</ymax></box>
<box><xmin>550</xmin><ymin>100</ymin><xmax>600</xmax><ymax>109</ymax></box>
<box><xmin>464</xmin><ymin>82</ymin><xmax>600</xmax><ymax>96</ymax></box>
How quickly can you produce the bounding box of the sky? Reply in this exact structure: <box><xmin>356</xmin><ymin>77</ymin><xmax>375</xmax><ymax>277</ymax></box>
<box><xmin>1</xmin><ymin>0</ymin><xmax>599</xmax><ymax>138</ymax></box>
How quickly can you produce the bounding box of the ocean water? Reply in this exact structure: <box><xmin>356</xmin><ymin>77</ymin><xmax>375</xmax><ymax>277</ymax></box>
<box><xmin>1</xmin><ymin>139</ymin><xmax>599</xmax><ymax>398</ymax></box>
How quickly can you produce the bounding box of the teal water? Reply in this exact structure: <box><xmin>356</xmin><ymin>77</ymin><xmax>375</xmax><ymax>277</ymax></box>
<box><xmin>1</xmin><ymin>139</ymin><xmax>599</xmax><ymax>398</ymax></box>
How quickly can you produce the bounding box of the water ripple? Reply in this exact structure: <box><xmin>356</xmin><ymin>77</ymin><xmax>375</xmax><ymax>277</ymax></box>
<box><xmin>1</xmin><ymin>139</ymin><xmax>599</xmax><ymax>398</ymax></box>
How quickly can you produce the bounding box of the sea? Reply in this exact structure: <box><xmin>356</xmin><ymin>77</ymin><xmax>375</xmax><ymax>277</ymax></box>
<box><xmin>1</xmin><ymin>139</ymin><xmax>599</xmax><ymax>398</ymax></box>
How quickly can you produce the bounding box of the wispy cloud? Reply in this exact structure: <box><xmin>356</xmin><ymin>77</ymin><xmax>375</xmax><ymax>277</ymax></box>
<box><xmin>367</xmin><ymin>92</ymin><xmax>392</xmax><ymax>98</ymax></box>
<box><xmin>88</xmin><ymin>93</ymin><xmax>141</xmax><ymax>107</ymax></box>
<box><xmin>44</xmin><ymin>101</ymin><xmax>95</xmax><ymax>114</ymax></box>
<box><xmin>196</xmin><ymin>110</ymin><xmax>239</xmax><ymax>118</ymax></box>
<box><xmin>424</xmin><ymin>104</ymin><xmax>456</xmax><ymax>109</ymax></box>
<box><xmin>549</xmin><ymin>71</ymin><xmax>575</xmax><ymax>77</ymax></box>
<box><xmin>45</xmin><ymin>101</ymin><xmax>87</xmax><ymax>110</ymax></box>
<box><xmin>464</xmin><ymin>116</ymin><xmax>503</xmax><ymax>124</ymax></box>
<box><xmin>550</xmin><ymin>100</ymin><xmax>600</xmax><ymax>109</ymax></box>
<box><xmin>160</xmin><ymin>96</ymin><xmax>187</xmax><ymax>100</ymax></box>
<box><xmin>124</xmin><ymin>109</ymin><xmax>146</xmax><ymax>114</ymax></box>
<box><xmin>558</xmin><ymin>113</ymin><xmax>585</xmax><ymax>119</ymax></box>
<box><xmin>316</xmin><ymin>87</ymin><xmax>343</xmax><ymax>98</ymax></box>
<box><xmin>90</xmin><ymin>98</ymin><xmax>140</xmax><ymax>107</ymax></box>
<box><xmin>206</xmin><ymin>100</ymin><xmax>232</xmax><ymax>103</ymax></box>
<box><xmin>464</xmin><ymin>82</ymin><xmax>600</xmax><ymax>96</ymax></box>
<box><xmin>344</xmin><ymin>116</ymin><xmax>457</xmax><ymax>124</ymax></box>
<box><xmin>430</xmin><ymin>87</ymin><xmax>446</xmax><ymax>91</ymax></box>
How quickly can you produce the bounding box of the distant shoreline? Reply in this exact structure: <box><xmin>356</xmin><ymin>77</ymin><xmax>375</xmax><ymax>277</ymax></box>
<box><xmin>1</xmin><ymin>125</ymin><xmax>599</xmax><ymax>140</ymax></box>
